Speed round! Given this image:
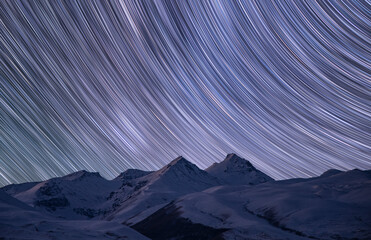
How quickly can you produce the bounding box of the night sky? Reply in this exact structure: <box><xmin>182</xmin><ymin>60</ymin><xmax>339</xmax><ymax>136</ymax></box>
<box><xmin>0</xmin><ymin>0</ymin><xmax>370</xmax><ymax>186</ymax></box>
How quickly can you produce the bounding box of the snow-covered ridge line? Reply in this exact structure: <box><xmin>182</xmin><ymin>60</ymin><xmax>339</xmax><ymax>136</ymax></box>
<box><xmin>1</xmin><ymin>154</ymin><xmax>370</xmax><ymax>240</ymax></box>
<box><xmin>2</xmin><ymin>154</ymin><xmax>273</xmax><ymax>220</ymax></box>
<box><xmin>1</xmin><ymin>153</ymin><xmax>274</xmax><ymax>186</ymax></box>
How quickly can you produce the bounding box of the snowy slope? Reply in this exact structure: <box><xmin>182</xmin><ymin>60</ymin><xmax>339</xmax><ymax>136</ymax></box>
<box><xmin>0</xmin><ymin>189</ymin><xmax>36</xmax><ymax>211</ymax></box>
<box><xmin>2</xmin><ymin>181</ymin><xmax>40</xmax><ymax>195</ymax></box>
<box><xmin>206</xmin><ymin>153</ymin><xmax>274</xmax><ymax>185</ymax></box>
<box><xmin>105</xmin><ymin>156</ymin><xmax>220</xmax><ymax>225</ymax></box>
<box><xmin>133</xmin><ymin>169</ymin><xmax>371</xmax><ymax>240</ymax></box>
<box><xmin>6</xmin><ymin>170</ymin><xmax>121</xmax><ymax>219</ymax></box>
<box><xmin>133</xmin><ymin>187</ymin><xmax>310</xmax><ymax>240</ymax></box>
<box><xmin>240</xmin><ymin>169</ymin><xmax>371</xmax><ymax>240</ymax></box>
<box><xmin>0</xmin><ymin>189</ymin><xmax>149</xmax><ymax>240</ymax></box>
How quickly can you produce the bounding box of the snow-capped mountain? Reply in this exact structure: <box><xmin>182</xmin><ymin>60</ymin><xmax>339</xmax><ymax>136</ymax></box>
<box><xmin>141</xmin><ymin>156</ymin><xmax>220</xmax><ymax>193</ymax></box>
<box><xmin>105</xmin><ymin>156</ymin><xmax>221</xmax><ymax>225</ymax></box>
<box><xmin>206</xmin><ymin>153</ymin><xmax>274</xmax><ymax>185</ymax></box>
<box><xmin>1</xmin><ymin>154</ymin><xmax>370</xmax><ymax>240</ymax></box>
<box><xmin>4</xmin><ymin>170</ymin><xmax>121</xmax><ymax>219</ymax></box>
<box><xmin>3</xmin><ymin>156</ymin><xmax>222</xmax><ymax>224</ymax></box>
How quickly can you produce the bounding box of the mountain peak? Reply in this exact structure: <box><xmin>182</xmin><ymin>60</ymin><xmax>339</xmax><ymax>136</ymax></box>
<box><xmin>209</xmin><ymin>153</ymin><xmax>256</xmax><ymax>173</ymax></box>
<box><xmin>160</xmin><ymin>156</ymin><xmax>199</xmax><ymax>174</ymax></box>
<box><xmin>126</xmin><ymin>156</ymin><xmax>220</xmax><ymax>200</ymax></box>
<box><xmin>206</xmin><ymin>154</ymin><xmax>273</xmax><ymax>185</ymax></box>
<box><xmin>223</xmin><ymin>153</ymin><xmax>255</xmax><ymax>168</ymax></box>
<box><xmin>152</xmin><ymin>156</ymin><xmax>218</xmax><ymax>187</ymax></box>
<box><xmin>168</xmin><ymin>156</ymin><xmax>188</xmax><ymax>165</ymax></box>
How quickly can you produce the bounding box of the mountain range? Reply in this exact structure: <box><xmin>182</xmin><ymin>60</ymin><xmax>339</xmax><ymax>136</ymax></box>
<box><xmin>1</xmin><ymin>154</ymin><xmax>370</xmax><ymax>240</ymax></box>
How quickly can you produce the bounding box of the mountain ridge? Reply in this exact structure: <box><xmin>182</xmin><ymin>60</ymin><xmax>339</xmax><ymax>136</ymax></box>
<box><xmin>1</xmin><ymin>154</ymin><xmax>369</xmax><ymax>240</ymax></box>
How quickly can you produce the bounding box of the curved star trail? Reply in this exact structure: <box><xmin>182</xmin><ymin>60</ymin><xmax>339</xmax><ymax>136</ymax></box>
<box><xmin>0</xmin><ymin>0</ymin><xmax>370</xmax><ymax>186</ymax></box>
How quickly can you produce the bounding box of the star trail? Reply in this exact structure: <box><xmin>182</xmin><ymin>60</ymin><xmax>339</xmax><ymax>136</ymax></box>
<box><xmin>0</xmin><ymin>0</ymin><xmax>370</xmax><ymax>186</ymax></box>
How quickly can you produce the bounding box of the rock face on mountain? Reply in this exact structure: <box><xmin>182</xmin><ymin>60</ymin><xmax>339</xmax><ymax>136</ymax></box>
<box><xmin>2</xmin><ymin>154</ymin><xmax>370</xmax><ymax>240</ymax></box>
<box><xmin>206</xmin><ymin>153</ymin><xmax>274</xmax><ymax>185</ymax></box>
